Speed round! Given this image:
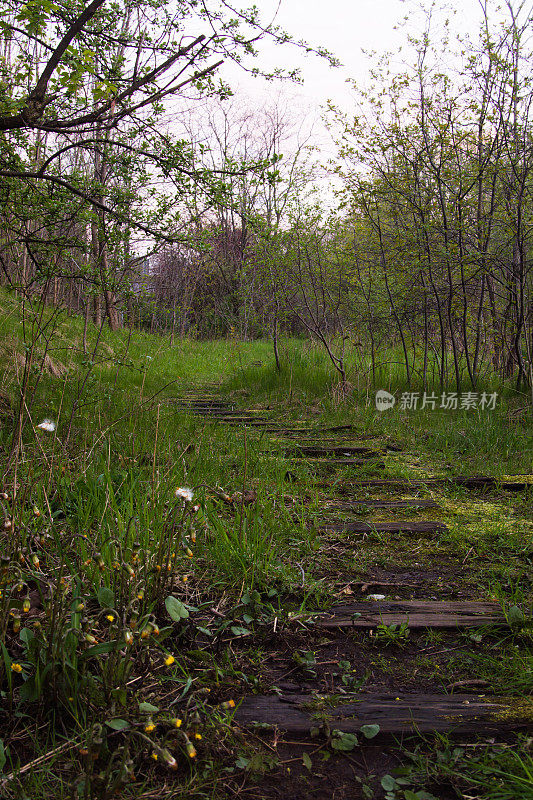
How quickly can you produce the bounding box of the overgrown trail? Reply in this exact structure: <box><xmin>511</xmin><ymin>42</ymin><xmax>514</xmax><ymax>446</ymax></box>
<box><xmin>176</xmin><ymin>388</ymin><xmax>533</xmax><ymax>800</ymax></box>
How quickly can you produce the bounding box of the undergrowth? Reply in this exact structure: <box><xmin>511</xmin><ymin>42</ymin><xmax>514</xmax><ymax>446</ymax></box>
<box><xmin>0</xmin><ymin>292</ymin><xmax>531</xmax><ymax>798</ymax></box>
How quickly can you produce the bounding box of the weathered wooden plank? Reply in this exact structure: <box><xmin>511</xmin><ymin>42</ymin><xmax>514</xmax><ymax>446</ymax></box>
<box><xmin>271</xmin><ymin>425</ymin><xmax>368</xmax><ymax>436</ymax></box>
<box><xmin>314</xmin><ymin>600</ymin><xmax>504</xmax><ymax>629</ymax></box>
<box><xmin>336</xmin><ymin>476</ymin><xmax>533</xmax><ymax>491</ymax></box>
<box><xmin>285</xmin><ymin>445</ymin><xmax>380</xmax><ymax>458</ymax></box>
<box><xmin>319</xmin><ymin>520</ymin><xmax>448</xmax><ymax>535</ymax></box>
<box><xmin>325</xmin><ymin>499</ymin><xmax>439</xmax><ymax>511</ymax></box>
<box><xmin>216</xmin><ymin>418</ymin><xmax>272</xmax><ymax>425</ymax></box>
<box><xmin>235</xmin><ymin>693</ymin><xmax>532</xmax><ymax>735</ymax></box>
<box><xmin>312</xmin><ymin>462</ymin><xmax>386</xmax><ymax>472</ymax></box>
<box><xmin>174</xmin><ymin>404</ymin><xmax>237</xmax><ymax>410</ymax></box>
<box><xmin>291</xmin><ymin>458</ymin><xmax>385</xmax><ymax>468</ymax></box>
<box><xmin>173</xmin><ymin>404</ymin><xmax>236</xmax><ymax>411</ymax></box>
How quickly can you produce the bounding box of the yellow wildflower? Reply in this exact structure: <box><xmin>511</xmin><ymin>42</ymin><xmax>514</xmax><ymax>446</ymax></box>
<box><xmin>164</xmin><ymin>655</ymin><xmax>175</xmax><ymax>666</ymax></box>
<box><xmin>11</xmin><ymin>663</ymin><xmax>22</xmax><ymax>673</ymax></box>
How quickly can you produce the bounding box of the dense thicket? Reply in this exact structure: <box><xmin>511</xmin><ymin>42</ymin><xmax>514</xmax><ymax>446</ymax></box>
<box><xmin>1</xmin><ymin>0</ymin><xmax>532</xmax><ymax>397</ymax></box>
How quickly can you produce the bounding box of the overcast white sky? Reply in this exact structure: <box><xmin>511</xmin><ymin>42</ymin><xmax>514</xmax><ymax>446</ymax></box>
<box><xmin>195</xmin><ymin>0</ymin><xmax>487</xmax><ymax>206</ymax></box>
<box><xmin>220</xmin><ymin>0</ymin><xmax>486</xmax><ymax>114</ymax></box>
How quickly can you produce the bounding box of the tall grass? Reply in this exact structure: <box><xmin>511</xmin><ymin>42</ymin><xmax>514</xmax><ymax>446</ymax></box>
<box><xmin>0</xmin><ymin>290</ymin><xmax>531</xmax><ymax>798</ymax></box>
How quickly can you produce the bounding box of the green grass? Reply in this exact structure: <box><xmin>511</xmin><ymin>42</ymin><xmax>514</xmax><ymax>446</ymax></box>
<box><xmin>0</xmin><ymin>289</ymin><xmax>532</xmax><ymax>799</ymax></box>
<box><xmin>399</xmin><ymin>735</ymin><xmax>533</xmax><ymax>800</ymax></box>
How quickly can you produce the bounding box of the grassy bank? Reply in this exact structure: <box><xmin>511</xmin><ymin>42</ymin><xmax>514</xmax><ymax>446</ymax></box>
<box><xmin>0</xmin><ymin>294</ymin><xmax>531</xmax><ymax>799</ymax></box>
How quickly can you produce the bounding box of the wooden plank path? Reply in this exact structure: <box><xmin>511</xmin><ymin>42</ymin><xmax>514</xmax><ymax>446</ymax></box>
<box><xmin>235</xmin><ymin>693</ymin><xmax>532</xmax><ymax>736</ymax></box>
<box><xmin>319</xmin><ymin>520</ymin><xmax>448</xmax><ymax>535</ymax></box>
<box><xmin>175</xmin><ymin>392</ymin><xmax>533</xmax><ymax>748</ymax></box>
<box><xmin>324</xmin><ymin>498</ymin><xmax>439</xmax><ymax>511</ymax></box>
<box><xmin>314</xmin><ymin>600</ymin><xmax>505</xmax><ymax>629</ymax></box>
<box><xmin>333</xmin><ymin>476</ymin><xmax>533</xmax><ymax>491</ymax></box>
<box><xmin>285</xmin><ymin>445</ymin><xmax>382</xmax><ymax>458</ymax></box>
<box><xmin>293</xmin><ymin>458</ymin><xmax>387</xmax><ymax>470</ymax></box>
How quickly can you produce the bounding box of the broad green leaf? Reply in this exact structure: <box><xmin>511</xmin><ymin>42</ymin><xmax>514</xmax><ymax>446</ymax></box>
<box><xmin>19</xmin><ymin>628</ymin><xmax>34</xmax><ymax>645</ymax></box>
<box><xmin>331</xmin><ymin>731</ymin><xmax>358</xmax><ymax>751</ymax></box>
<box><xmin>381</xmin><ymin>775</ymin><xmax>396</xmax><ymax>792</ymax></box>
<box><xmin>230</xmin><ymin>626</ymin><xmax>251</xmax><ymax>636</ymax></box>
<box><xmin>139</xmin><ymin>701</ymin><xmax>159</xmax><ymax>714</ymax></box>
<box><xmin>360</xmin><ymin>723</ymin><xmax>380</xmax><ymax>739</ymax></box>
<box><xmin>0</xmin><ymin>738</ymin><xmax>6</xmax><ymax>772</ymax></box>
<box><xmin>106</xmin><ymin>718</ymin><xmax>130</xmax><ymax>731</ymax></box>
<box><xmin>97</xmin><ymin>587</ymin><xmax>115</xmax><ymax>608</ymax></box>
<box><xmin>302</xmin><ymin>752</ymin><xmax>312</xmax><ymax>771</ymax></box>
<box><xmin>165</xmin><ymin>596</ymin><xmax>189</xmax><ymax>621</ymax></box>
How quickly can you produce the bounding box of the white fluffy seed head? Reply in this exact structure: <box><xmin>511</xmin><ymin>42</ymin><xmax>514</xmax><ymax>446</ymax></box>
<box><xmin>175</xmin><ymin>487</ymin><xmax>193</xmax><ymax>502</ymax></box>
<box><xmin>36</xmin><ymin>419</ymin><xmax>56</xmax><ymax>433</ymax></box>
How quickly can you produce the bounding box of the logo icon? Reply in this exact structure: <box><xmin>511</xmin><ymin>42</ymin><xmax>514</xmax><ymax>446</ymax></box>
<box><xmin>375</xmin><ymin>390</ymin><xmax>396</xmax><ymax>411</ymax></box>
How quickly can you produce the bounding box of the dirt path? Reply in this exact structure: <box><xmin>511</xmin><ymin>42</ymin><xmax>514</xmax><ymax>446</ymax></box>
<box><xmin>176</xmin><ymin>392</ymin><xmax>533</xmax><ymax>799</ymax></box>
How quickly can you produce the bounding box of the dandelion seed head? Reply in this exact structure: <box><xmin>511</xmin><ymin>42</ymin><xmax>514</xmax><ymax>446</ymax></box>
<box><xmin>175</xmin><ymin>487</ymin><xmax>193</xmax><ymax>503</ymax></box>
<box><xmin>36</xmin><ymin>419</ymin><xmax>56</xmax><ymax>433</ymax></box>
